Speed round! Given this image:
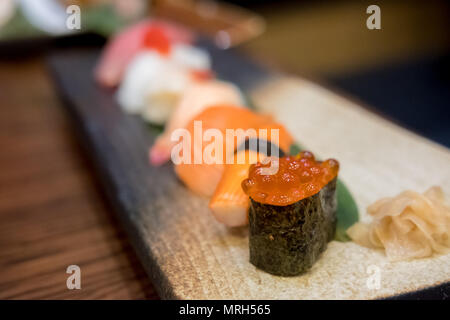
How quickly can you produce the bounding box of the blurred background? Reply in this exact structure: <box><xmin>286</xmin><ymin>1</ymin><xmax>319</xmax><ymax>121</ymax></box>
<box><xmin>0</xmin><ymin>0</ymin><xmax>449</xmax><ymax>299</ymax></box>
<box><xmin>1</xmin><ymin>0</ymin><xmax>449</xmax><ymax>145</ymax></box>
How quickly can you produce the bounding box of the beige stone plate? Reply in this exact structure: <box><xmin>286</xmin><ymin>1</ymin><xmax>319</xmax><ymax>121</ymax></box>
<box><xmin>49</xmin><ymin>47</ymin><xmax>450</xmax><ymax>299</ymax></box>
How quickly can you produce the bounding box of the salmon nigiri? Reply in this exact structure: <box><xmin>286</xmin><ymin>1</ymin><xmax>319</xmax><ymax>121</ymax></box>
<box><xmin>209</xmin><ymin>150</ymin><xmax>265</xmax><ymax>227</ymax></box>
<box><xmin>150</xmin><ymin>80</ymin><xmax>245</xmax><ymax>166</ymax></box>
<box><xmin>174</xmin><ymin>105</ymin><xmax>293</xmax><ymax>196</ymax></box>
<box><xmin>95</xmin><ymin>19</ymin><xmax>193</xmax><ymax>87</ymax></box>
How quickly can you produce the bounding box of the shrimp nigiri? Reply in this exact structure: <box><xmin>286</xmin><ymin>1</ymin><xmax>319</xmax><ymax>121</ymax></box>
<box><xmin>95</xmin><ymin>19</ymin><xmax>193</xmax><ymax>87</ymax></box>
<box><xmin>150</xmin><ymin>80</ymin><xmax>245</xmax><ymax>166</ymax></box>
<box><xmin>174</xmin><ymin>105</ymin><xmax>293</xmax><ymax>196</ymax></box>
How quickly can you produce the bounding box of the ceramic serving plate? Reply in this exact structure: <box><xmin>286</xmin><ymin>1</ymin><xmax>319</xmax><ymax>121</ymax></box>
<box><xmin>48</xmin><ymin>40</ymin><xmax>450</xmax><ymax>299</ymax></box>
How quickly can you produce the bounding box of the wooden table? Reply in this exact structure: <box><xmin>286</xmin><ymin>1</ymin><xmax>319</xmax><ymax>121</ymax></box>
<box><xmin>0</xmin><ymin>57</ymin><xmax>158</xmax><ymax>299</ymax></box>
<box><xmin>1</xmin><ymin>0</ymin><xmax>448</xmax><ymax>299</ymax></box>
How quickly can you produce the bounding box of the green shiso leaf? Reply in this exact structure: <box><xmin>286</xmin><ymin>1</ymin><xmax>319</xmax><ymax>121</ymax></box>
<box><xmin>289</xmin><ymin>143</ymin><xmax>302</xmax><ymax>156</ymax></box>
<box><xmin>335</xmin><ymin>179</ymin><xmax>359</xmax><ymax>241</ymax></box>
<box><xmin>0</xmin><ymin>5</ymin><xmax>125</xmax><ymax>40</ymax></box>
<box><xmin>289</xmin><ymin>143</ymin><xmax>359</xmax><ymax>242</ymax></box>
<box><xmin>0</xmin><ymin>8</ymin><xmax>47</xmax><ymax>40</ymax></box>
<box><xmin>146</xmin><ymin>122</ymin><xmax>164</xmax><ymax>136</ymax></box>
<box><xmin>81</xmin><ymin>5</ymin><xmax>126</xmax><ymax>37</ymax></box>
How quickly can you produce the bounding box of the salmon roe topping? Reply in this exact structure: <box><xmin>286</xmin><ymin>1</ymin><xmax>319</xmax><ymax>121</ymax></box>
<box><xmin>241</xmin><ymin>151</ymin><xmax>339</xmax><ymax>206</ymax></box>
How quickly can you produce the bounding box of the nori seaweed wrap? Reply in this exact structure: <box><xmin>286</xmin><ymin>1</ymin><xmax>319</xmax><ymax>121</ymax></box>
<box><xmin>242</xmin><ymin>152</ymin><xmax>339</xmax><ymax>276</ymax></box>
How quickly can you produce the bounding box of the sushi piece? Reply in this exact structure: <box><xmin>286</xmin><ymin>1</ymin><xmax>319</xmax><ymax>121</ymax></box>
<box><xmin>95</xmin><ymin>19</ymin><xmax>193</xmax><ymax>87</ymax></box>
<box><xmin>174</xmin><ymin>105</ymin><xmax>294</xmax><ymax>196</ymax></box>
<box><xmin>209</xmin><ymin>149</ymin><xmax>263</xmax><ymax>227</ymax></box>
<box><xmin>116</xmin><ymin>43</ymin><xmax>211</xmax><ymax>124</ymax></box>
<box><xmin>209</xmin><ymin>139</ymin><xmax>287</xmax><ymax>227</ymax></box>
<box><xmin>150</xmin><ymin>80</ymin><xmax>245</xmax><ymax>166</ymax></box>
<box><xmin>241</xmin><ymin>151</ymin><xmax>339</xmax><ymax>276</ymax></box>
<box><xmin>19</xmin><ymin>0</ymin><xmax>69</xmax><ymax>35</ymax></box>
<box><xmin>116</xmin><ymin>51</ymin><xmax>187</xmax><ymax>117</ymax></box>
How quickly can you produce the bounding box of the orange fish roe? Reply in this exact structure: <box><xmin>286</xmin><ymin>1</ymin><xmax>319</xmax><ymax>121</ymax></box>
<box><xmin>242</xmin><ymin>151</ymin><xmax>339</xmax><ymax>206</ymax></box>
<box><xmin>142</xmin><ymin>26</ymin><xmax>171</xmax><ymax>56</ymax></box>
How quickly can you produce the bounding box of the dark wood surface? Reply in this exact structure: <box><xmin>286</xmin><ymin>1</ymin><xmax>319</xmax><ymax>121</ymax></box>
<box><xmin>0</xmin><ymin>57</ymin><xmax>158</xmax><ymax>299</ymax></box>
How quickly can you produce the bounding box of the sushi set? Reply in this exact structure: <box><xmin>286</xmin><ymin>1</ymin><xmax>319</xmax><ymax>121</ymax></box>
<box><xmin>48</xmin><ymin>20</ymin><xmax>450</xmax><ymax>299</ymax></box>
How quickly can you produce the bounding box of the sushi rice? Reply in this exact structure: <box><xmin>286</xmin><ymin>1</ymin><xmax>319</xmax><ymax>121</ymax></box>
<box><xmin>116</xmin><ymin>44</ymin><xmax>211</xmax><ymax>125</ymax></box>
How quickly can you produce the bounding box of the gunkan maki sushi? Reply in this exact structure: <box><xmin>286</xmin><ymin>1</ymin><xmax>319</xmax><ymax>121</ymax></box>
<box><xmin>241</xmin><ymin>151</ymin><xmax>339</xmax><ymax>276</ymax></box>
